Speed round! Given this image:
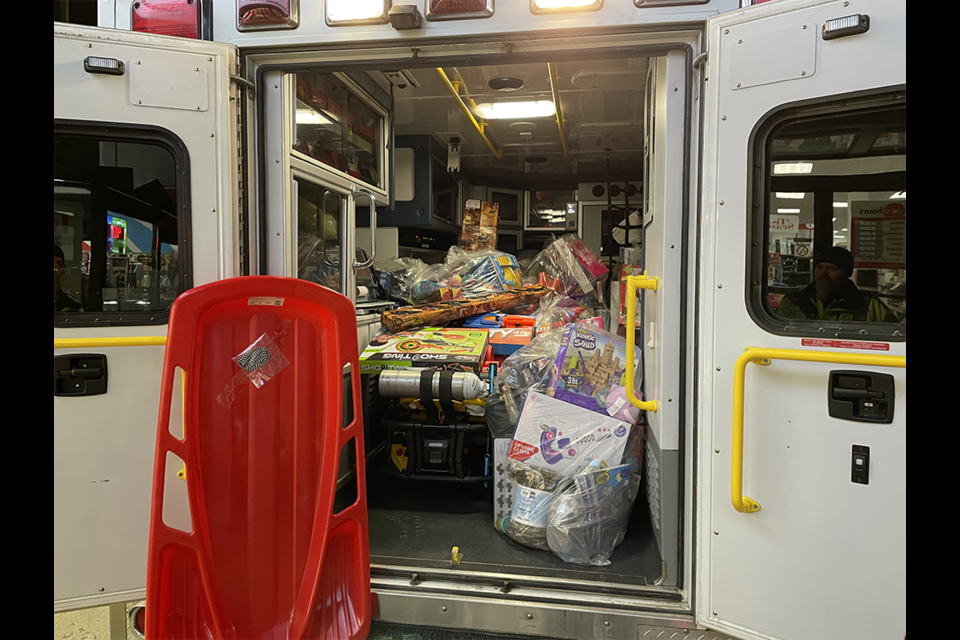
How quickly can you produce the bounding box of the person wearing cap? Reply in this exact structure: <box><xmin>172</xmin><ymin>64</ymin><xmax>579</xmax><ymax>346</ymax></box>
<box><xmin>55</xmin><ymin>243</ymin><xmax>83</xmax><ymax>313</ymax></box>
<box><xmin>776</xmin><ymin>246</ymin><xmax>897</xmax><ymax>323</ymax></box>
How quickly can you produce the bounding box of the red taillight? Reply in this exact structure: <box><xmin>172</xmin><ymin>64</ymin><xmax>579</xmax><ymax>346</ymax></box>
<box><xmin>237</xmin><ymin>0</ymin><xmax>299</xmax><ymax>30</ymax></box>
<box><xmin>130</xmin><ymin>605</ymin><xmax>146</xmax><ymax>637</ymax></box>
<box><xmin>132</xmin><ymin>0</ymin><xmax>200</xmax><ymax>39</ymax></box>
<box><xmin>427</xmin><ymin>0</ymin><xmax>494</xmax><ymax>19</ymax></box>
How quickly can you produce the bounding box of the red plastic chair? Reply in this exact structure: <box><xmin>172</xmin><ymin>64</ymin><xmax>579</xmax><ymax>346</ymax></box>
<box><xmin>145</xmin><ymin>277</ymin><xmax>370</xmax><ymax>640</ymax></box>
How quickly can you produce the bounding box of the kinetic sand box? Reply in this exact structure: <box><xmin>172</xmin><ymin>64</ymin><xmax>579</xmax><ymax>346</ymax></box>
<box><xmin>547</xmin><ymin>324</ymin><xmax>639</xmax><ymax>415</ymax></box>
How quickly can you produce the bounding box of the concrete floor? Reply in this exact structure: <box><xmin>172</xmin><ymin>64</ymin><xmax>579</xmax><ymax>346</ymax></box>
<box><xmin>53</xmin><ymin>607</ymin><xmax>111</xmax><ymax>640</ymax></box>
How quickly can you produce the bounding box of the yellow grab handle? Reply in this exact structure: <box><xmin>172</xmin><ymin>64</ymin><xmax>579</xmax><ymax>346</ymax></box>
<box><xmin>624</xmin><ymin>273</ymin><xmax>658</xmax><ymax>412</ymax></box>
<box><xmin>54</xmin><ymin>336</ymin><xmax>167</xmax><ymax>349</ymax></box>
<box><xmin>731</xmin><ymin>346</ymin><xmax>906</xmax><ymax>514</ymax></box>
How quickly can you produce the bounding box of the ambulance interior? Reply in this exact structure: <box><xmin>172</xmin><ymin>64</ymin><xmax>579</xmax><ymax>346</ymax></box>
<box><xmin>304</xmin><ymin>53</ymin><xmax>674</xmax><ymax>591</ymax></box>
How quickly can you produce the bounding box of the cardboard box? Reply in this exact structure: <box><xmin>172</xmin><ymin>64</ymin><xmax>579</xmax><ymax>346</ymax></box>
<box><xmin>459</xmin><ymin>200</ymin><xmax>499</xmax><ymax>252</ymax></box>
<box><xmin>493</xmin><ymin>437</ymin><xmax>516</xmax><ymax>531</ymax></box>
<box><xmin>359</xmin><ymin>328</ymin><xmax>489</xmax><ymax>373</ymax></box>
<box><xmin>548</xmin><ymin>325</ymin><xmax>638</xmax><ymax>415</ymax></box>
<box><xmin>508</xmin><ymin>391</ymin><xmax>631</xmax><ymax>478</ymax></box>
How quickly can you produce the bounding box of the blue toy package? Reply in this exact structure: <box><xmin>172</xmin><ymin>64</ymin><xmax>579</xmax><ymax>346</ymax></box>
<box><xmin>461</xmin><ymin>255</ymin><xmax>523</xmax><ymax>297</ymax></box>
<box><xmin>547</xmin><ymin>324</ymin><xmax>640</xmax><ymax>417</ymax></box>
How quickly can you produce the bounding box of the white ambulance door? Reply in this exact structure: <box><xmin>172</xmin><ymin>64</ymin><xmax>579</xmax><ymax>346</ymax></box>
<box><xmin>54</xmin><ymin>23</ymin><xmax>238</xmax><ymax>611</ymax></box>
<box><xmin>698</xmin><ymin>1</ymin><xmax>905</xmax><ymax>639</ymax></box>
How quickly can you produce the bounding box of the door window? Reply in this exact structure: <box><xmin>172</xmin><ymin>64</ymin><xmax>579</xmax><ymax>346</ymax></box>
<box><xmin>296</xmin><ymin>177</ymin><xmax>343</xmax><ymax>293</ymax></box>
<box><xmin>54</xmin><ymin>125</ymin><xmax>188</xmax><ymax>324</ymax></box>
<box><xmin>749</xmin><ymin>94</ymin><xmax>906</xmax><ymax>338</ymax></box>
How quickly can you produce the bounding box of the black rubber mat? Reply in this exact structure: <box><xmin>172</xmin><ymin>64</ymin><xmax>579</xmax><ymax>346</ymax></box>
<box><xmin>365</xmin><ymin>462</ymin><xmax>663</xmax><ymax>586</ymax></box>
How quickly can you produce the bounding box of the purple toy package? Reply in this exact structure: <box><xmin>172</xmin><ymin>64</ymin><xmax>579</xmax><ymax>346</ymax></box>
<box><xmin>547</xmin><ymin>324</ymin><xmax>640</xmax><ymax>418</ymax></box>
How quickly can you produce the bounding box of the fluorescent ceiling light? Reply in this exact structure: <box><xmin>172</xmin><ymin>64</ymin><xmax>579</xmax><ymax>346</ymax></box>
<box><xmin>841</xmin><ymin>228</ymin><xmax>848</xmax><ymax>231</ymax></box>
<box><xmin>833</xmin><ymin>202</ymin><xmax>848</xmax><ymax>208</ymax></box>
<box><xmin>832</xmin><ymin>217</ymin><xmax>837</xmax><ymax>222</ymax></box>
<box><xmin>834</xmin><ymin>235</ymin><xmax>846</xmax><ymax>239</ymax></box>
<box><xmin>776</xmin><ymin>192</ymin><xmax>805</xmax><ymax>199</ymax></box>
<box><xmin>773</xmin><ymin>162</ymin><xmax>813</xmax><ymax>175</ymax></box>
<box><xmin>296</xmin><ymin>109</ymin><xmax>332</xmax><ymax>125</ymax></box>
<box><xmin>326</xmin><ymin>0</ymin><xmax>386</xmax><ymax>22</ymax></box>
<box><xmin>474</xmin><ymin>101</ymin><xmax>557</xmax><ymax>120</ymax></box>
<box><xmin>777</xmin><ymin>208</ymin><xmax>801</xmax><ymax>214</ymax></box>
<box><xmin>890</xmin><ymin>191</ymin><xmax>906</xmax><ymax>199</ymax></box>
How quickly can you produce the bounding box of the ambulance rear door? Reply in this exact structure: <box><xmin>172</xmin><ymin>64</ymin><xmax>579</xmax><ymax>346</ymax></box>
<box><xmin>698</xmin><ymin>1</ymin><xmax>906</xmax><ymax>638</ymax></box>
<box><xmin>54</xmin><ymin>23</ymin><xmax>239</xmax><ymax>611</ymax></box>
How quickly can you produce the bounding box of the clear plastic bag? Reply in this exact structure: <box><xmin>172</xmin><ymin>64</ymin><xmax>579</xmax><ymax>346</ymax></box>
<box><xmin>487</xmin><ymin>327</ymin><xmax>566</xmax><ymax>438</ymax></box>
<box><xmin>409</xmin><ymin>262</ymin><xmax>463</xmax><ymax>304</ymax></box>
<box><xmin>216</xmin><ymin>320</ymin><xmax>293</xmax><ymax>408</ymax></box>
<box><xmin>524</xmin><ymin>234</ymin><xmax>609</xmax><ymax>297</ymax></box>
<box><xmin>445</xmin><ymin>247</ymin><xmax>523</xmax><ymax>299</ymax></box>
<box><xmin>545</xmin><ymin>464</ymin><xmax>634</xmax><ymax>566</ymax></box>
<box><xmin>504</xmin><ymin>462</ymin><xmax>570</xmax><ymax>550</ymax></box>
<box><xmin>502</xmin><ymin>390</ymin><xmax>634</xmax><ymax>550</ymax></box>
<box><xmin>533</xmin><ymin>291</ymin><xmax>592</xmax><ymax>335</ymax></box>
<box><xmin>372</xmin><ymin>257</ymin><xmax>426</xmax><ymax>304</ymax></box>
<box><xmin>546</xmin><ymin>423</ymin><xmax>645</xmax><ymax>565</ymax></box>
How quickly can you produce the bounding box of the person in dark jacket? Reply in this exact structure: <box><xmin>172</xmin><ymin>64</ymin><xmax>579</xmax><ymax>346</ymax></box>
<box><xmin>55</xmin><ymin>243</ymin><xmax>82</xmax><ymax>313</ymax></box>
<box><xmin>777</xmin><ymin>246</ymin><xmax>896</xmax><ymax>322</ymax></box>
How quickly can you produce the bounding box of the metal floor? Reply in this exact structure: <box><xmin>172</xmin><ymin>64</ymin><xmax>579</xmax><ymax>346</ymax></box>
<box><xmin>365</xmin><ymin>463</ymin><xmax>663</xmax><ymax>586</ymax></box>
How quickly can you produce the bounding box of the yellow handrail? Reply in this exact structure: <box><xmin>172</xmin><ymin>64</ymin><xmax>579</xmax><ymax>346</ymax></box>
<box><xmin>624</xmin><ymin>272</ymin><xmax>659</xmax><ymax>413</ymax></box>
<box><xmin>546</xmin><ymin>63</ymin><xmax>568</xmax><ymax>157</ymax></box>
<box><xmin>436</xmin><ymin>67</ymin><xmax>503</xmax><ymax>160</ymax></box>
<box><xmin>54</xmin><ymin>336</ymin><xmax>167</xmax><ymax>349</ymax></box>
<box><xmin>732</xmin><ymin>346</ymin><xmax>906</xmax><ymax>514</ymax></box>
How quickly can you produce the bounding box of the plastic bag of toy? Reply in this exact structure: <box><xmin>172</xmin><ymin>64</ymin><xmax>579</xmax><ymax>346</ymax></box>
<box><xmin>533</xmin><ymin>291</ymin><xmax>592</xmax><ymax>335</ymax></box>
<box><xmin>502</xmin><ymin>390</ymin><xmax>634</xmax><ymax>550</ymax></box>
<box><xmin>545</xmin><ymin>463</ymin><xmax>634</xmax><ymax>566</ymax></box>
<box><xmin>487</xmin><ymin>326</ymin><xmax>565</xmax><ymax>438</ymax></box>
<box><xmin>504</xmin><ymin>462</ymin><xmax>570</xmax><ymax>550</ymax></box>
<box><xmin>524</xmin><ymin>234</ymin><xmax>609</xmax><ymax>297</ymax></box>
<box><xmin>545</xmin><ymin>421</ymin><xmax>645</xmax><ymax>565</ymax></box>
<box><xmin>445</xmin><ymin>246</ymin><xmax>523</xmax><ymax>298</ymax></box>
<box><xmin>408</xmin><ymin>262</ymin><xmax>464</xmax><ymax>304</ymax></box>
<box><xmin>373</xmin><ymin>257</ymin><xmax>426</xmax><ymax>305</ymax></box>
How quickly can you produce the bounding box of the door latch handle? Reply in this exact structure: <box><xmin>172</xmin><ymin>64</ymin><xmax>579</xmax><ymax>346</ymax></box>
<box><xmin>831</xmin><ymin>388</ymin><xmax>884</xmax><ymax>400</ymax></box>
<box><xmin>828</xmin><ymin>370</ymin><xmax>895</xmax><ymax>423</ymax></box>
<box><xmin>54</xmin><ymin>354</ymin><xmax>108</xmax><ymax>397</ymax></box>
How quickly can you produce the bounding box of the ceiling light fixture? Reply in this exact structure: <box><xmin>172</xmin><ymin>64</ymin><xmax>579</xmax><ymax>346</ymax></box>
<box><xmin>474</xmin><ymin>101</ymin><xmax>556</xmax><ymax>120</ymax></box>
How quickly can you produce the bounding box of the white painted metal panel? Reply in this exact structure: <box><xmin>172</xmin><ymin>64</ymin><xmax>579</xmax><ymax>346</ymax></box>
<box><xmin>54</xmin><ymin>23</ymin><xmax>237</xmax><ymax>611</ymax></box>
<box><xmin>697</xmin><ymin>2</ymin><xmax>906</xmax><ymax>638</ymax></box>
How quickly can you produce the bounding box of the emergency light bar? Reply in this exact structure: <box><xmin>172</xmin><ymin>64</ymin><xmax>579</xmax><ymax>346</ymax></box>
<box><xmin>237</xmin><ymin>0</ymin><xmax>299</xmax><ymax>31</ymax></box>
<box><xmin>84</xmin><ymin>56</ymin><xmax>125</xmax><ymax>76</ymax></box>
<box><xmin>531</xmin><ymin>0</ymin><xmax>602</xmax><ymax>14</ymax></box>
<box><xmin>427</xmin><ymin>0</ymin><xmax>494</xmax><ymax>20</ymax></box>
<box><xmin>822</xmin><ymin>14</ymin><xmax>869</xmax><ymax>40</ymax></box>
<box><xmin>132</xmin><ymin>0</ymin><xmax>200</xmax><ymax>38</ymax></box>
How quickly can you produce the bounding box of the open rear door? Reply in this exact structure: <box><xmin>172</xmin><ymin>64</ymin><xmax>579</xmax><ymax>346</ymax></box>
<box><xmin>54</xmin><ymin>24</ymin><xmax>238</xmax><ymax>611</ymax></box>
<box><xmin>698</xmin><ymin>1</ymin><xmax>906</xmax><ymax>639</ymax></box>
